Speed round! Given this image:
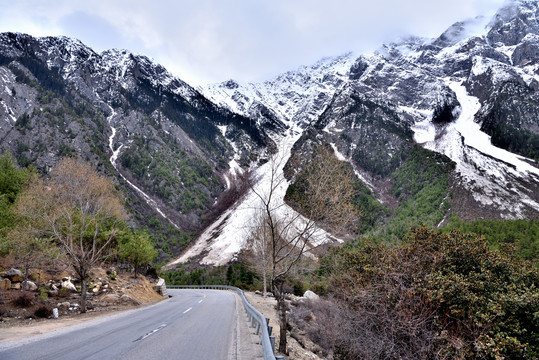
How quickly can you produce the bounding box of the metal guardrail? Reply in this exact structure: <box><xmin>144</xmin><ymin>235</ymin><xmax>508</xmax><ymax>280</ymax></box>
<box><xmin>167</xmin><ymin>285</ymin><xmax>277</xmax><ymax>360</ymax></box>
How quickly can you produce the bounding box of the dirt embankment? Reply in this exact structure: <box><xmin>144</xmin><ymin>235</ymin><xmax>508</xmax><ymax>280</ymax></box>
<box><xmin>0</xmin><ymin>267</ymin><xmax>164</xmax><ymax>343</ymax></box>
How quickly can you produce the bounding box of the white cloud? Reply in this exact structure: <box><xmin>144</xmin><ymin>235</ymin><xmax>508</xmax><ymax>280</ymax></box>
<box><xmin>0</xmin><ymin>0</ymin><xmax>507</xmax><ymax>86</ymax></box>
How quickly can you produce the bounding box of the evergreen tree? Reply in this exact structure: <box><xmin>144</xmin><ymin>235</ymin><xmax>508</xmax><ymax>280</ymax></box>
<box><xmin>120</xmin><ymin>230</ymin><xmax>157</xmax><ymax>277</ymax></box>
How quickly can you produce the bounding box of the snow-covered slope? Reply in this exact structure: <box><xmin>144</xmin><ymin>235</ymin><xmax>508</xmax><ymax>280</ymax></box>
<box><xmin>170</xmin><ymin>0</ymin><xmax>539</xmax><ymax>266</ymax></box>
<box><xmin>165</xmin><ymin>54</ymin><xmax>356</xmax><ymax>266</ymax></box>
<box><xmin>200</xmin><ymin>53</ymin><xmax>355</xmax><ymax>135</ymax></box>
<box><xmin>419</xmin><ymin>80</ymin><xmax>539</xmax><ymax>217</ymax></box>
<box><xmin>167</xmin><ymin>124</ymin><xmax>303</xmax><ymax>266</ymax></box>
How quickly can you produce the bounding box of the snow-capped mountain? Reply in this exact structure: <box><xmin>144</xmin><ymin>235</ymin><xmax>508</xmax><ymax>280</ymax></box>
<box><xmin>200</xmin><ymin>53</ymin><xmax>356</xmax><ymax>136</ymax></box>
<box><xmin>327</xmin><ymin>0</ymin><xmax>539</xmax><ymax>220</ymax></box>
<box><xmin>0</xmin><ymin>32</ymin><xmax>271</xmax><ymax>257</ymax></box>
<box><xmin>172</xmin><ymin>0</ymin><xmax>538</xmax><ymax>265</ymax></box>
<box><xmin>1</xmin><ymin>0</ymin><xmax>538</xmax><ymax>267</ymax></box>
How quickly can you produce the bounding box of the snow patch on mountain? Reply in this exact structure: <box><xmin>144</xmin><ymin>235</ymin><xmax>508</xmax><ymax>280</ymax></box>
<box><xmin>416</xmin><ymin>80</ymin><xmax>539</xmax><ymax>217</ymax></box>
<box><xmin>101</xmin><ymin>102</ymin><xmax>180</xmax><ymax>229</ymax></box>
<box><xmin>200</xmin><ymin>53</ymin><xmax>356</xmax><ymax>127</ymax></box>
<box><xmin>329</xmin><ymin>143</ymin><xmax>379</xmax><ymax>202</ymax></box>
<box><xmin>471</xmin><ymin>56</ymin><xmax>517</xmax><ymax>84</ymax></box>
<box><xmin>448</xmin><ymin>81</ymin><xmax>539</xmax><ymax>176</ymax></box>
<box><xmin>1</xmin><ymin>101</ymin><xmax>15</xmax><ymax>123</ymax></box>
<box><xmin>106</xmin><ymin>106</ymin><xmax>123</xmax><ymax>168</ymax></box>
<box><xmin>216</xmin><ymin>124</ymin><xmax>245</xmax><ymax>189</ymax></box>
<box><xmin>166</xmin><ymin>120</ymin><xmax>337</xmax><ymax>267</ymax></box>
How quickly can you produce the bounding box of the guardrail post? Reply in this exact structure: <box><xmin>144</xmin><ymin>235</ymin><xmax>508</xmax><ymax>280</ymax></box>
<box><xmin>270</xmin><ymin>336</ymin><xmax>275</xmax><ymax>352</ymax></box>
<box><xmin>268</xmin><ymin>325</ymin><xmax>273</xmax><ymax>336</ymax></box>
<box><xmin>251</xmin><ymin>316</ymin><xmax>256</xmax><ymax>328</ymax></box>
<box><xmin>256</xmin><ymin>322</ymin><xmax>260</xmax><ymax>335</ymax></box>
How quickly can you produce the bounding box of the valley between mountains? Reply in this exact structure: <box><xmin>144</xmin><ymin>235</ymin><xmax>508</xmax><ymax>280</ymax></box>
<box><xmin>0</xmin><ymin>2</ymin><xmax>537</xmax><ymax>266</ymax></box>
<box><xmin>0</xmin><ymin>0</ymin><xmax>537</xmax><ymax>265</ymax></box>
<box><xmin>1</xmin><ymin>0</ymin><xmax>538</xmax><ymax>358</ymax></box>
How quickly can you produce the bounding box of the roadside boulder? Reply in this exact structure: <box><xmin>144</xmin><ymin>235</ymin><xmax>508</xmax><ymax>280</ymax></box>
<box><xmin>120</xmin><ymin>294</ymin><xmax>141</xmax><ymax>306</ymax></box>
<box><xmin>57</xmin><ymin>301</ymin><xmax>71</xmax><ymax>308</ymax></box>
<box><xmin>0</xmin><ymin>278</ymin><xmax>11</xmax><ymax>290</ymax></box>
<box><xmin>4</xmin><ymin>268</ymin><xmax>24</xmax><ymax>282</ymax></box>
<box><xmin>47</xmin><ymin>283</ymin><xmax>58</xmax><ymax>296</ymax></box>
<box><xmin>61</xmin><ymin>277</ymin><xmax>77</xmax><ymax>292</ymax></box>
<box><xmin>22</xmin><ymin>280</ymin><xmax>38</xmax><ymax>291</ymax></box>
<box><xmin>303</xmin><ymin>290</ymin><xmax>320</xmax><ymax>301</ymax></box>
<box><xmin>98</xmin><ymin>293</ymin><xmax>120</xmax><ymax>304</ymax></box>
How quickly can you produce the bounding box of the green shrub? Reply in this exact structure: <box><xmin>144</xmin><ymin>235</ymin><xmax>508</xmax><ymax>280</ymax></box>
<box><xmin>443</xmin><ymin>217</ymin><xmax>539</xmax><ymax>263</ymax></box>
<box><xmin>322</xmin><ymin>226</ymin><xmax>538</xmax><ymax>359</ymax></box>
<box><xmin>37</xmin><ymin>287</ymin><xmax>48</xmax><ymax>300</ymax></box>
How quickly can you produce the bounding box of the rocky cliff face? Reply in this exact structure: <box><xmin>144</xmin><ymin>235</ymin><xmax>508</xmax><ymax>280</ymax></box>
<box><xmin>325</xmin><ymin>0</ymin><xmax>539</xmax><ymax>222</ymax></box>
<box><xmin>201</xmin><ymin>0</ymin><xmax>539</xmax><ymax>221</ymax></box>
<box><xmin>0</xmin><ymin>32</ymin><xmax>271</xmax><ymax>258</ymax></box>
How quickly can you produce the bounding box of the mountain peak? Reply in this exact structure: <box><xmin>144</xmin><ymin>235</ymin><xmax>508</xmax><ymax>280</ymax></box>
<box><xmin>487</xmin><ymin>0</ymin><xmax>539</xmax><ymax>46</ymax></box>
<box><xmin>432</xmin><ymin>16</ymin><xmax>490</xmax><ymax>48</ymax></box>
<box><xmin>200</xmin><ymin>53</ymin><xmax>355</xmax><ymax>133</ymax></box>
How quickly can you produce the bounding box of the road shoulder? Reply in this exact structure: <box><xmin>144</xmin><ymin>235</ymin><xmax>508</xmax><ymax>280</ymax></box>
<box><xmin>232</xmin><ymin>292</ymin><xmax>264</xmax><ymax>360</ymax></box>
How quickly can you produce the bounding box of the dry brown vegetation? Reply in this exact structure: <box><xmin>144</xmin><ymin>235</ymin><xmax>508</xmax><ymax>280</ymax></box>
<box><xmin>0</xmin><ymin>267</ymin><xmax>163</xmax><ymax>333</ymax></box>
<box><xmin>289</xmin><ymin>226</ymin><xmax>539</xmax><ymax>360</ymax></box>
<box><xmin>13</xmin><ymin>158</ymin><xmax>127</xmax><ymax>313</ymax></box>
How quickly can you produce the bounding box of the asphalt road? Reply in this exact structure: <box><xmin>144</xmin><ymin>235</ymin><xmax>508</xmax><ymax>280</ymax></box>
<box><xmin>0</xmin><ymin>289</ymin><xmax>239</xmax><ymax>360</ymax></box>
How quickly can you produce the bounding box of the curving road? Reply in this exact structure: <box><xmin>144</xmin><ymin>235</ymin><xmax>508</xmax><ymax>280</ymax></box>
<box><xmin>0</xmin><ymin>289</ymin><xmax>240</xmax><ymax>360</ymax></box>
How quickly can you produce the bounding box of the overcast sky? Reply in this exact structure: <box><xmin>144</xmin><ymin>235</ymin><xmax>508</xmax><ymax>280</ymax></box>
<box><xmin>0</xmin><ymin>0</ymin><xmax>508</xmax><ymax>86</ymax></box>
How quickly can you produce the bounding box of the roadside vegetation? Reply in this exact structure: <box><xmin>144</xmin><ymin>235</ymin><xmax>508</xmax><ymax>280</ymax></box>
<box><xmin>292</xmin><ymin>226</ymin><xmax>538</xmax><ymax>359</ymax></box>
<box><xmin>164</xmin><ymin>220</ymin><xmax>539</xmax><ymax>359</ymax></box>
<box><xmin>0</xmin><ymin>152</ymin><xmax>158</xmax><ymax>312</ymax></box>
<box><xmin>442</xmin><ymin>216</ymin><xmax>538</xmax><ymax>264</ymax></box>
<box><xmin>3</xmin><ymin>147</ymin><xmax>537</xmax><ymax>359</ymax></box>
<box><xmin>161</xmin><ymin>262</ymin><xmax>258</xmax><ymax>289</ymax></box>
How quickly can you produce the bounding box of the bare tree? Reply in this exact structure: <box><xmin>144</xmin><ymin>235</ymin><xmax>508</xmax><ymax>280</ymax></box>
<box><xmin>15</xmin><ymin>158</ymin><xmax>127</xmax><ymax>312</ymax></box>
<box><xmin>247</xmin><ymin>208</ymin><xmax>273</xmax><ymax>296</ymax></box>
<box><xmin>249</xmin><ymin>145</ymin><xmax>359</xmax><ymax>354</ymax></box>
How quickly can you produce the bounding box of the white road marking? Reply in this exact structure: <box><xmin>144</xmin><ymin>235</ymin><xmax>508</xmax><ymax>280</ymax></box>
<box><xmin>136</xmin><ymin>324</ymin><xmax>167</xmax><ymax>341</ymax></box>
<box><xmin>183</xmin><ymin>307</ymin><xmax>192</xmax><ymax>314</ymax></box>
